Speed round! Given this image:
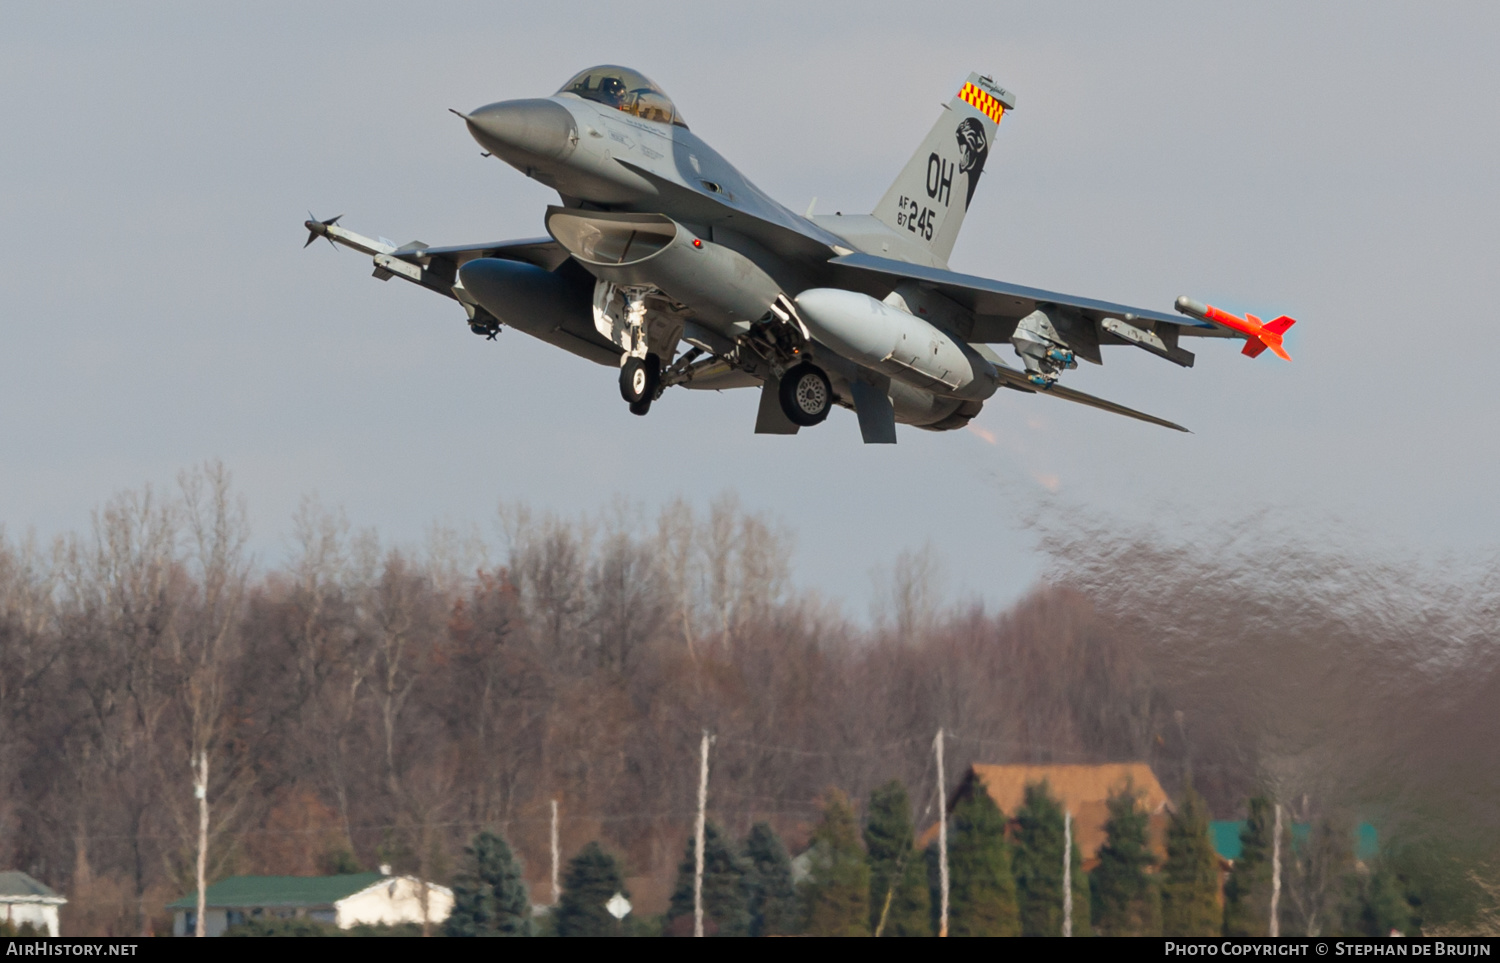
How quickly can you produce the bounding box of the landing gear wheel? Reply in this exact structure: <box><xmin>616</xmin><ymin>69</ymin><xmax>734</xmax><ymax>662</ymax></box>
<box><xmin>620</xmin><ymin>354</ymin><xmax>661</xmax><ymax>410</ymax></box>
<box><xmin>779</xmin><ymin>363</ymin><xmax>831</xmax><ymax>426</ymax></box>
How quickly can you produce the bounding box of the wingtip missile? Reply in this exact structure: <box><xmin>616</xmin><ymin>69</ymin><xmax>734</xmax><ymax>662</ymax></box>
<box><xmin>1176</xmin><ymin>296</ymin><xmax>1296</xmax><ymax>361</ymax></box>
<box><xmin>304</xmin><ymin>212</ymin><xmax>342</xmax><ymax>249</ymax></box>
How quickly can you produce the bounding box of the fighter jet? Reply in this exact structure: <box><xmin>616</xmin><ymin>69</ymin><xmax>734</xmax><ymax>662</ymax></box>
<box><xmin>304</xmin><ymin>66</ymin><xmax>1297</xmax><ymax>441</ymax></box>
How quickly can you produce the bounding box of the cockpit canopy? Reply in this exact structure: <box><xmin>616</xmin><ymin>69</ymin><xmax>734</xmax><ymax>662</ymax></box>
<box><xmin>556</xmin><ymin>65</ymin><xmax>687</xmax><ymax>128</ymax></box>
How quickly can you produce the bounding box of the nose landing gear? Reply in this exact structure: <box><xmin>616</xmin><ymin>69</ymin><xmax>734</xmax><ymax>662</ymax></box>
<box><xmin>620</xmin><ymin>353</ymin><xmax>661</xmax><ymax>415</ymax></box>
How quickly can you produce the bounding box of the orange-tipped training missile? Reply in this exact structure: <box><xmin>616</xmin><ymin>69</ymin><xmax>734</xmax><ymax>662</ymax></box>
<box><xmin>1175</xmin><ymin>297</ymin><xmax>1296</xmax><ymax>361</ymax></box>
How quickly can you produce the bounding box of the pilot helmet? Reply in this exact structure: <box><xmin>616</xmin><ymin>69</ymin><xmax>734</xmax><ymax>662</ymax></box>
<box><xmin>599</xmin><ymin>76</ymin><xmax>627</xmax><ymax>105</ymax></box>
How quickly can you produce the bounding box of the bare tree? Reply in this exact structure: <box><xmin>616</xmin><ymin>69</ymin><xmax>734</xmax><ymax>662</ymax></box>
<box><xmin>57</xmin><ymin>485</ymin><xmax>183</xmax><ymax>934</ymax></box>
<box><xmin>655</xmin><ymin>499</ymin><xmax>698</xmax><ymax>661</ymax></box>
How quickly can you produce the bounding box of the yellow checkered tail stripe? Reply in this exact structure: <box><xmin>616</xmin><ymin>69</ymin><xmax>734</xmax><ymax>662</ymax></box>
<box><xmin>958</xmin><ymin>82</ymin><xmax>1006</xmax><ymax>125</ymax></box>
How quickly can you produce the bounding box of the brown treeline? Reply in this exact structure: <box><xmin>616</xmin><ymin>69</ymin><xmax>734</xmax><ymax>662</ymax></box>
<box><xmin>0</xmin><ymin>465</ymin><xmax>1494</xmax><ymax>935</ymax></box>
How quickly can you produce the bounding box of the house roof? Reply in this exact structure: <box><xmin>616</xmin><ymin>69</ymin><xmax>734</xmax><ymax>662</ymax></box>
<box><xmin>918</xmin><ymin>762</ymin><xmax>1172</xmax><ymax>864</ymax></box>
<box><xmin>166</xmin><ymin>873</ymin><xmax>384</xmax><ymax>910</ymax></box>
<box><xmin>0</xmin><ymin>872</ymin><xmax>64</xmax><ymax>903</ymax></box>
<box><xmin>967</xmin><ymin>763</ymin><xmax>1171</xmax><ymax>817</ymax></box>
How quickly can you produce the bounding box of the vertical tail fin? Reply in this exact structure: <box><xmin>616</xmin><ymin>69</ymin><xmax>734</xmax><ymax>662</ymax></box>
<box><xmin>872</xmin><ymin>73</ymin><xmax>1015</xmax><ymax>263</ymax></box>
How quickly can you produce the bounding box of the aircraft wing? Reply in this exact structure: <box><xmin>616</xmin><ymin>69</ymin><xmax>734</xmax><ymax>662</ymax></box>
<box><xmin>826</xmin><ymin>251</ymin><xmax>1233</xmax><ymax>342</ymax></box>
<box><xmin>305</xmin><ymin>215</ymin><xmax>569</xmax><ymax>304</ymax></box>
<box><xmin>391</xmin><ymin>237</ymin><xmax>571</xmax><ymax>273</ymax></box>
<box><xmin>970</xmin><ymin>344</ymin><xmax>1188</xmax><ymax>432</ymax></box>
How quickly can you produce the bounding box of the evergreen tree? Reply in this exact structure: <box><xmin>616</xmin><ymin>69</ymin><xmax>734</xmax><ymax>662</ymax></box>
<box><xmin>1091</xmin><ymin>785</ymin><xmax>1162</xmax><ymax>936</ymax></box>
<box><xmin>1161</xmin><ymin>784</ymin><xmax>1220</xmax><ymax>936</ymax></box>
<box><xmin>1014</xmin><ymin>781</ymin><xmax>1068</xmax><ymax>936</ymax></box>
<box><xmin>555</xmin><ymin>841</ymin><xmax>628</xmax><ymax>937</ymax></box>
<box><xmin>800</xmin><ymin>789</ymin><xmax>870</xmax><ymax>937</ymax></box>
<box><xmin>444</xmin><ymin>829</ymin><xmax>534</xmax><ymax>937</ymax></box>
<box><xmin>864</xmin><ymin>779</ymin><xmax>930</xmax><ymax>936</ymax></box>
<box><xmin>883</xmin><ymin>844</ymin><xmax>933</xmax><ymax>936</ymax></box>
<box><xmin>744</xmin><ymin>822</ymin><xmax>800</xmax><ymax>937</ymax></box>
<box><xmin>664</xmin><ymin>821</ymin><xmax>751</xmax><ymax>936</ymax></box>
<box><xmin>946</xmin><ymin>784</ymin><xmax>1020</xmax><ymax>936</ymax></box>
<box><xmin>925</xmin><ymin>840</ymin><xmax>942</xmax><ymax>936</ymax></box>
<box><xmin>1346</xmin><ymin>864</ymin><xmax>1414</xmax><ymax>937</ymax></box>
<box><xmin>1068</xmin><ymin>810</ymin><xmax>1092</xmax><ymax>937</ymax></box>
<box><xmin>1224</xmin><ymin>796</ymin><xmax>1280</xmax><ymax>936</ymax></box>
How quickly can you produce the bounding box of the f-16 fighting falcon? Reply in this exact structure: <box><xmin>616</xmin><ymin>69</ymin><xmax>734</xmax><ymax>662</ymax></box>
<box><xmin>304</xmin><ymin>66</ymin><xmax>1297</xmax><ymax>441</ymax></box>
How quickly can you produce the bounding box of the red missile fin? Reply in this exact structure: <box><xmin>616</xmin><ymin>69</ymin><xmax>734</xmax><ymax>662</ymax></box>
<box><xmin>1241</xmin><ymin>339</ymin><xmax>1269</xmax><ymax>358</ymax></box>
<box><xmin>1261</xmin><ymin>315</ymin><xmax>1295</xmax><ymax>361</ymax></box>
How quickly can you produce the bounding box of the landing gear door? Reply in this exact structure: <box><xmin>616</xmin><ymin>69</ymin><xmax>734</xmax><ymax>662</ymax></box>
<box><xmin>592</xmin><ymin>281</ymin><xmax>632</xmax><ymax>351</ymax></box>
<box><xmin>849</xmin><ymin>380</ymin><xmax>897</xmax><ymax>444</ymax></box>
<box><xmin>754</xmin><ymin>375</ymin><xmax>800</xmax><ymax>435</ymax></box>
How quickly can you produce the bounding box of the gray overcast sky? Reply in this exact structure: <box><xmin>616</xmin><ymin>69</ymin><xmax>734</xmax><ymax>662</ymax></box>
<box><xmin>2</xmin><ymin>2</ymin><xmax>1496</xmax><ymax>614</ymax></box>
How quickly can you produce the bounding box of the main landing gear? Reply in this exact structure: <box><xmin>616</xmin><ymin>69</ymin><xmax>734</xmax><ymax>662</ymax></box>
<box><xmin>620</xmin><ymin>353</ymin><xmax>661</xmax><ymax>416</ymax></box>
<box><xmin>778</xmin><ymin>363</ymin><xmax>831</xmax><ymax>426</ymax></box>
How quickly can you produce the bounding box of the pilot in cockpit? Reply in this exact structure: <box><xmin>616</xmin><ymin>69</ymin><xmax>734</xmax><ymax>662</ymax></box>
<box><xmin>557</xmin><ymin>66</ymin><xmax>688</xmax><ymax>128</ymax></box>
<box><xmin>597</xmin><ymin>76</ymin><xmax>627</xmax><ymax>108</ymax></box>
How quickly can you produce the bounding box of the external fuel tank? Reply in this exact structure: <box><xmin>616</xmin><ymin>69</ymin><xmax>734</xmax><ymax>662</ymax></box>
<box><xmin>793</xmin><ymin>288</ymin><xmax>997</xmax><ymax>401</ymax></box>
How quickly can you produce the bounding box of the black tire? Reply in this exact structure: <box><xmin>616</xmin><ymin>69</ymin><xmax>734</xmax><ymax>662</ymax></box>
<box><xmin>629</xmin><ymin>396</ymin><xmax>653</xmax><ymax>416</ymax></box>
<box><xmin>644</xmin><ymin>353</ymin><xmax>662</xmax><ymax>396</ymax></box>
<box><xmin>779</xmin><ymin>364</ymin><xmax>831</xmax><ymax>426</ymax></box>
<box><xmin>619</xmin><ymin>357</ymin><xmax>649</xmax><ymax>403</ymax></box>
<box><xmin>618</xmin><ymin>354</ymin><xmax>662</xmax><ymax>405</ymax></box>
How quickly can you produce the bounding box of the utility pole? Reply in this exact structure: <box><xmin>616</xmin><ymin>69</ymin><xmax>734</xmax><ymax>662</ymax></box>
<box><xmin>550</xmin><ymin>799</ymin><xmax>561</xmax><ymax>905</ymax></box>
<box><xmin>193</xmin><ymin>750</ymin><xmax>208</xmax><ymax>938</ymax></box>
<box><xmin>935</xmin><ymin>728</ymin><xmax>949</xmax><ymax>938</ymax></box>
<box><xmin>1063</xmin><ymin>809</ymin><xmax>1073</xmax><ymax>937</ymax></box>
<box><xmin>694</xmin><ymin>730</ymin><xmax>712</xmax><ymax>938</ymax></box>
<box><xmin>1270</xmin><ymin>802</ymin><xmax>1283</xmax><ymax>937</ymax></box>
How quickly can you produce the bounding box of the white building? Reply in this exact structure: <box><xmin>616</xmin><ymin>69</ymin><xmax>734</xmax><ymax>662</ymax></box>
<box><xmin>168</xmin><ymin>871</ymin><xmax>453</xmax><ymax>936</ymax></box>
<box><xmin>0</xmin><ymin>871</ymin><xmax>66</xmax><ymax>937</ymax></box>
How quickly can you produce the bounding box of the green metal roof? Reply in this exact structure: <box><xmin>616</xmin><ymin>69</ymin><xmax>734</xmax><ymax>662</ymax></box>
<box><xmin>0</xmin><ymin>872</ymin><xmax>61</xmax><ymax>900</ymax></box>
<box><xmin>166</xmin><ymin>873</ymin><xmax>384</xmax><ymax>910</ymax></box>
<box><xmin>1210</xmin><ymin>820</ymin><xmax>1244</xmax><ymax>861</ymax></box>
<box><xmin>1209</xmin><ymin>821</ymin><xmax>1379</xmax><ymax>862</ymax></box>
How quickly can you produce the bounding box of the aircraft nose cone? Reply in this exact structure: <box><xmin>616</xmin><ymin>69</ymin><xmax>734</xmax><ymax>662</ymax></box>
<box><xmin>465</xmin><ymin>99</ymin><xmax>578</xmax><ymax>161</ymax></box>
